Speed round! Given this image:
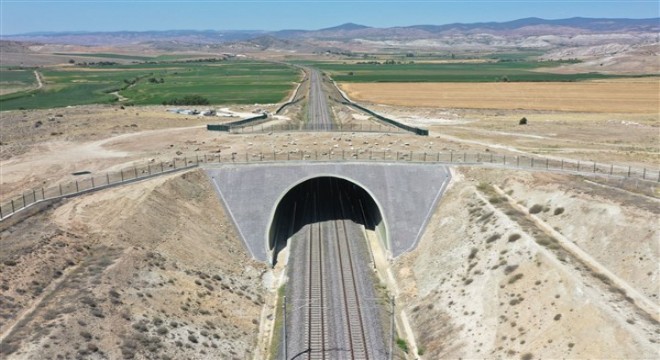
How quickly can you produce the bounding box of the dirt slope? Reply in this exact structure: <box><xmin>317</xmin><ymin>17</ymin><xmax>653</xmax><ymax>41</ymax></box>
<box><xmin>394</xmin><ymin>168</ymin><xmax>659</xmax><ymax>359</ymax></box>
<box><xmin>0</xmin><ymin>169</ymin><xmax>266</xmax><ymax>359</ymax></box>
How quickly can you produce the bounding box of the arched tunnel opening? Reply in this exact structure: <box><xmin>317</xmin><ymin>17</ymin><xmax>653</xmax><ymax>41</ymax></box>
<box><xmin>268</xmin><ymin>177</ymin><xmax>385</xmax><ymax>266</ymax></box>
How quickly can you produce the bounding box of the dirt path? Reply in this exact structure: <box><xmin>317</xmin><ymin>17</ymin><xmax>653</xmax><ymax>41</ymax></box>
<box><xmin>0</xmin><ymin>262</ymin><xmax>81</xmax><ymax>345</ymax></box>
<box><xmin>33</xmin><ymin>70</ymin><xmax>43</xmax><ymax>89</ymax></box>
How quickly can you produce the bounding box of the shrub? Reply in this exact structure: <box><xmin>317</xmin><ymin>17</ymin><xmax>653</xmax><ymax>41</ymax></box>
<box><xmin>504</xmin><ymin>265</ymin><xmax>519</xmax><ymax>275</ymax></box>
<box><xmin>508</xmin><ymin>273</ymin><xmax>524</xmax><ymax>284</ymax></box>
<box><xmin>486</xmin><ymin>234</ymin><xmax>501</xmax><ymax>243</ymax></box>
<box><xmin>519</xmin><ymin>117</ymin><xmax>528</xmax><ymax>125</ymax></box>
<box><xmin>554</xmin><ymin>207</ymin><xmax>565</xmax><ymax>215</ymax></box>
<box><xmin>396</xmin><ymin>338</ymin><xmax>409</xmax><ymax>353</ymax></box>
<box><xmin>508</xmin><ymin>233</ymin><xmax>521</xmax><ymax>242</ymax></box>
<box><xmin>521</xmin><ymin>353</ymin><xmax>533</xmax><ymax>360</ymax></box>
<box><xmin>529</xmin><ymin>204</ymin><xmax>543</xmax><ymax>214</ymax></box>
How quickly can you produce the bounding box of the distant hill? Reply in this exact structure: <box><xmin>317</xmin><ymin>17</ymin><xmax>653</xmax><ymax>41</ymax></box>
<box><xmin>2</xmin><ymin>17</ymin><xmax>658</xmax><ymax>46</ymax></box>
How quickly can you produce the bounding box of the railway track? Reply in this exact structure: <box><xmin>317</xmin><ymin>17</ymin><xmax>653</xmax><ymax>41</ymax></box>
<box><xmin>334</xmin><ymin>184</ymin><xmax>370</xmax><ymax>359</ymax></box>
<box><xmin>307</xmin><ymin>191</ymin><xmax>328</xmax><ymax>359</ymax></box>
<box><xmin>305</xmin><ymin>69</ymin><xmax>333</xmax><ymax>131</ymax></box>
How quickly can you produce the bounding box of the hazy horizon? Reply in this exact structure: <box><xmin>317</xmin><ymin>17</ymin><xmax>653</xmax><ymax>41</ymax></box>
<box><xmin>1</xmin><ymin>0</ymin><xmax>658</xmax><ymax>35</ymax></box>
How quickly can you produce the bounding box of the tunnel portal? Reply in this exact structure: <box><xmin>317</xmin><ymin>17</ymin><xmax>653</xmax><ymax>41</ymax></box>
<box><xmin>269</xmin><ymin>177</ymin><xmax>385</xmax><ymax>265</ymax></box>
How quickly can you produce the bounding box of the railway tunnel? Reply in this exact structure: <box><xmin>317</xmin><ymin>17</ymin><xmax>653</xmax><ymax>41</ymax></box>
<box><xmin>268</xmin><ymin>177</ymin><xmax>385</xmax><ymax>265</ymax></box>
<box><xmin>206</xmin><ymin>163</ymin><xmax>451</xmax><ymax>264</ymax></box>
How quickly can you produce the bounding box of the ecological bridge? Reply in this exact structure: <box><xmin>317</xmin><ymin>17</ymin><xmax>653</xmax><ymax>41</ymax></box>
<box><xmin>206</xmin><ymin>162</ymin><xmax>451</xmax><ymax>265</ymax></box>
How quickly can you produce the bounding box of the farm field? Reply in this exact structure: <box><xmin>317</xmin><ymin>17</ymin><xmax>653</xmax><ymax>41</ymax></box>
<box><xmin>312</xmin><ymin>61</ymin><xmax>633</xmax><ymax>82</ymax></box>
<box><xmin>340</xmin><ymin>80</ymin><xmax>660</xmax><ymax>113</ymax></box>
<box><xmin>0</xmin><ymin>69</ymin><xmax>37</xmax><ymax>95</ymax></box>
<box><xmin>0</xmin><ymin>61</ymin><xmax>301</xmax><ymax>110</ymax></box>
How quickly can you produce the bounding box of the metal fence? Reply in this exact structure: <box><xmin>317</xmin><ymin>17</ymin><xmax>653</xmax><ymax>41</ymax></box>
<box><xmin>228</xmin><ymin>122</ymin><xmax>409</xmax><ymax>134</ymax></box>
<box><xmin>1</xmin><ymin>150</ymin><xmax>658</xmax><ymax>221</ymax></box>
<box><xmin>0</xmin><ymin>158</ymin><xmax>197</xmax><ymax>220</ymax></box>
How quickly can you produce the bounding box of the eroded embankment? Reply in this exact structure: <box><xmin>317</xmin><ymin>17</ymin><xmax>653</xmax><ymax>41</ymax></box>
<box><xmin>394</xmin><ymin>168</ymin><xmax>659</xmax><ymax>359</ymax></box>
<box><xmin>0</xmin><ymin>169</ymin><xmax>267</xmax><ymax>359</ymax></box>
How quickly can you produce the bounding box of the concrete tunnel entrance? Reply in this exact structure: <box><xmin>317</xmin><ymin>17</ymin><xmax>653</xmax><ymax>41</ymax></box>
<box><xmin>268</xmin><ymin>177</ymin><xmax>387</xmax><ymax>265</ymax></box>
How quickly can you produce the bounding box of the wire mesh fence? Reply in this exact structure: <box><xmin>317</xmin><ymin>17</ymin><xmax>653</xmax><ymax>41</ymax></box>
<box><xmin>1</xmin><ymin>151</ymin><xmax>657</xmax><ymax>220</ymax></box>
<box><xmin>229</xmin><ymin>122</ymin><xmax>409</xmax><ymax>134</ymax></box>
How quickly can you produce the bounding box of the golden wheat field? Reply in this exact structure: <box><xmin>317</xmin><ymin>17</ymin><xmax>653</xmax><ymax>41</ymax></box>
<box><xmin>340</xmin><ymin>80</ymin><xmax>660</xmax><ymax>113</ymax></box>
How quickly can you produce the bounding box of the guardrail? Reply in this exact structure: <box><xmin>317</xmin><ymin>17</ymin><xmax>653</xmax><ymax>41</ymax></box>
<box><xmin>2</xmin><ymin>151</ymin><xmax>657</xmax><ymax>221</ymax></box>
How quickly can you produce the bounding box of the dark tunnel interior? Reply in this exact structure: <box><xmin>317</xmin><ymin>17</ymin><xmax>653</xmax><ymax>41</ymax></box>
<box><xmin>269</xmin><ymin>177</ymin><xmax>384</xmax><ymax>265</ymax></box>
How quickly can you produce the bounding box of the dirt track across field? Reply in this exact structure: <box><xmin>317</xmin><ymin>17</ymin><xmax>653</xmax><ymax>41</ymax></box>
<box><xmin>340</xmin><ymin>80</ymin><xmax>660</xmax><ymax>113</ymax></box>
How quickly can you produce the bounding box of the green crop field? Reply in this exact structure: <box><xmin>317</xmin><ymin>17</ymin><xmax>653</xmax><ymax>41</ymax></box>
<box><xmin>0</xmin><ymin>61</ymin><xmax>300</xmax><ymax>110</ymax></box>
<box><xmin>0</xmin><ymin>69</ymin><xmax>37</xmax><ymax>87</ymax></box>
<box><xmin>311</xmin><ymin>61</ymin><xmax>628</xmax><ymax>83</ymax></box>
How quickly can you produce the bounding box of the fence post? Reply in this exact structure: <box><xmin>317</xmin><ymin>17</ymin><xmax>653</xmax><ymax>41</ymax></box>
<box><xmin>396</xmin><ymin>151</ymin><xmax>400</xmax><ymax>161</ymax></box>
<box><xmin>561</xmin><ymin>160</ymin><xmax>563</xmax><ymax>170</ymax></box>
<box><xmin>22</xmin><ymin>192</ymin><xmax>26</xmax><ymax>206</ymax></box>
<box><xmin>450</xmin><ymin>152</ymin><xmax>453</xmax><ymax>162</ymax></box>
<box><xmin>463</xmin><ymin>152</ymin><xmax>466</xmax><ymax>162</ymax></box>
<box><xmin>593</xmin><ymin>162</ymin><xmax>596</xmax><ymax>173</ymax></box>
<box><xmin>577</xmin><ymin>161</ymin><xmax>580</xmax><ymax>172</ymax></box>
<box><xmin>643</xmin><ymin>168</ymin><xmax>646</xmax><ymax>180</ymax></box>
<box><xmin>503</xmin><ymin>155</ymin><xmax>506</xmax><ymax>165</ymax></box>
<box><xmin>42</xmin><ymin>188</ymin><xmax>45</xmax><ymax>199</ymax></box>
<box><xmin>477</xmin><ymin>153</ymin><xmax>480</xmax><ymax>162</ymax></box>
<box><xmin>33</xmin><ymin>189</ymin><xmax>36</xmax><ymax>202</ymax></box>
<box><xmin>370</xmin><ymin>150</ymin><xmax>373</xmax><ymax>160</ymax></box>
<box><xmin>610</xmin><ymin>164</ymin><xmax>613</xmax><ymax>175</ymax></box>
<box><xmin>11</xmin><ymin>200</ymin><xmax>15</xmax><ymax>214</ymax></box>
<box><xmin>134</xmin><ymin>167</ymin><xmax>138</xmax><ymax>178</ymax></box>
<box><xmin>107</xmin><ymin>173</ymin><xmax>110</xmax><ymax>185</ymax></box>
<box><xmin>516</xmin><ymin>156</ymin><xmax>519</xmax><ymax>167</ymax></box>
<box><xmin>91</xmin><ymin>177</ymin><xmax>95</xmax><ymax>189</ymax></box>
<box><xmin>424</xmin><ymin>153</ymin><xmax>427</xmax><ymax>162</ymax></box>
<box><xmin>490</xmin><ymin>153</ymin><xmax>493</xmax><ymax>163</ymax></box>
<box><xmin>546</xmin><ymin>159</ymin><xmax>549</xmax><ymax>169</ymax></box>
<box><xmin>627</xmin><ymin>166</ymin><xmax>631</xmax><ymax>177</ymax></box>
<box><xmin>160</xmin><ymin>162</ymin><xmax>164</xmax><ymax>173</ymax></box>
<box><xmin>196</xmin><ymin>155</ymin><xmax>199</xmax><ymax>164</ymax></box>
<box><xmin>75</xmin><ymin>181</ymin><xmax>79</xmax><ymax>193</ymax></box>
<box><xmin>0</xmin><ymin>205</ymin><xmax>3</xmax><ymax>219</ymax></box>
<box><xmin>121</xmin><ymin>170</ymin><xmax>124</xmax><ymax>182</ymax></box>
<box><xmin>148</xmin><ymin>164</ymin><xmax>151</xmax><ymax>175</ymax></box>
<box><xmin>59</xmin><ymin>184</ymin><xmax>63</xmax><ymax>196</ymax></box>
<box><xmin>531</xmin><ymin>157</ymin><xmax>534</xmax><ymax>168</ymax></box>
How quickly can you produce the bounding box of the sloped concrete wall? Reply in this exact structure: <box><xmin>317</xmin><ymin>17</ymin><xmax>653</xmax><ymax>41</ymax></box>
<box><xmin>206</xmin><ymin>163</ymin><xmax>450</xmax><ymax>263</ymax></box>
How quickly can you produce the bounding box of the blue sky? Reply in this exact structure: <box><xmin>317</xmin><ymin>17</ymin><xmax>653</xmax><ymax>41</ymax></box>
<box><xmin>1</xmin><ymin>0</ymin><xmax>658</xmax><ymax>35</ymax></box>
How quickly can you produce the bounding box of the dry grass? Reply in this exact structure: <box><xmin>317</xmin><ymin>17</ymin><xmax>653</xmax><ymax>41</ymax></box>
<box><xmin>340</xmin><ymin>81</ymin><xmax>660</xmax><ymax>113</ymax></box>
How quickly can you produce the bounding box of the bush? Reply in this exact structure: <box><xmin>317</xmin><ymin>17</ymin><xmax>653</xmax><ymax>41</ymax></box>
<box><xmin>529</xmin><ymin>204</ymin><xmax>544</xmax><ymax>214</ymax></box>
<box><xmin>554</xmin><ymin>207</ymin><xmax>565</xmax><ymax>215</ymax></box>
<box><xmin>519</xmin><ymin>117</ymin><xmax>528</xmax><ymax>125</ymax></box>
<box><xmin>508</xmin><ymin>233</ymin><xmax>521</xmax><ymax>242</ymax></box>
<box><xmin>396</xmin><ymin>338</ymin><xmax>409</xmax><ymax>353</ymax></box>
